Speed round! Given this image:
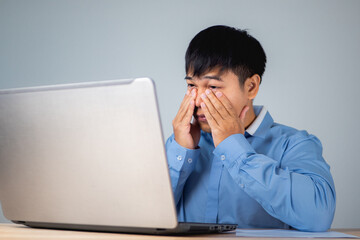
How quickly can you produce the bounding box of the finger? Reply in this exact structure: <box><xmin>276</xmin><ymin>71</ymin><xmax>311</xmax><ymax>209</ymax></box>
<box><xmin>204</xmin><ymin>89</ymin><xmax>228</xmax><ymax>119</ymax></box>
<box><xmin>214</xmin><ymin>91</ymin><xmax>236</xmax><ymax>116</ymax></box>
<box><xmin>178</xmin><ymin>89</ymin><xmax>197</xmax><ymax>122</ymax></box>
<box><xmin>176</xmin><ymin>89</ymin><xmax>196</xmax><ymax>121</ymax></box>
<box><xmin>200</xmin><ymin>101</ymin><xmax>219</xmax><ymax>127</ymax></box>
<box><xmin>177</xmin><ymin>89</ymin><xmax>192</xmax><ymax>113</ymax></box>
<box><xmin>183</xmin><ymin>98</ymin><xmax>195</xmax><ymax>123</ymax></box>
<box><xmin>200</xmin><ymin>91</ymin><xmax>222</xmax><ymax>121</ymax></box>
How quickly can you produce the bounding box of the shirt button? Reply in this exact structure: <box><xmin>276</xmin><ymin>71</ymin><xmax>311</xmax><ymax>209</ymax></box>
<box><xmin>220</xmin><ymin>155</ymin><xmax>226</xmax><ymax>161</ymax></box>
<box><xmin>177</xmin><ymin>155</ymin><xmax>183</xmax><ymax>161</ymax></box>
<box><xmin>188</xmin><ymin>158</ymin><xmax>193</xmax><ymax>164</ymax></box>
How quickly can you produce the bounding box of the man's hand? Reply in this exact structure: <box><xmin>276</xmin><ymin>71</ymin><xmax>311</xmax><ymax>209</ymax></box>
<box><xmin>200</xmin><ymin>89</ymin><xmax>249</xmax><ymax>148</ymax></box>
<box><xmin>172</xmin><ymin>89</ymin><xmax>200</xmax><ymax>149</ymax></box>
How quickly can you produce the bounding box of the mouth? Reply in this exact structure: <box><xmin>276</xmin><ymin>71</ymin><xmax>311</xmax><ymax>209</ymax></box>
<box><xmin>196</xmin><ymin>114</ymin><xmax>207</xmax><ymax>122</ymax></box>
<box><xmin>194</xmin><ymin>108</ymin><xmax>207</xmax><ymax>123</ymax></box>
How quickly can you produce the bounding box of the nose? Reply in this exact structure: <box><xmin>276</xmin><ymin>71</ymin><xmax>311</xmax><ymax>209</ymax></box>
<box><xmin>195</xmin><ymin>88</ymin><xmax>205</xmax><ymax>107</ymax></box>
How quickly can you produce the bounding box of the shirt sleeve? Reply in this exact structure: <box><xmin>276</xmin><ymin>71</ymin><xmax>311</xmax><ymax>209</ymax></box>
<box><xmin>213</xmin><ymin>132</ymin><xmax>336</xmax><ymax>232</ymax></box>
<box><xmin>165</xmin><ymin>134</ymin><xmax>200</xmax><ymax>205</ymax></box>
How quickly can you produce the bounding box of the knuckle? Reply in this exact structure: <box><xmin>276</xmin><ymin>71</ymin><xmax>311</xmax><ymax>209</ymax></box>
<box><xmin>209</xmin><ymin>108</ymin><xmax>217</xmax><ymax>115</ymax></box>
<box><xmin>216</xmin><ymin>104</ymin><xmax>224</xmax><ymax>111</ymax></box>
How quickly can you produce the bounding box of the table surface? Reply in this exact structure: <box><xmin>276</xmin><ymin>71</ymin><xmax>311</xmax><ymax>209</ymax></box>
<box><xmin>0</xmin><ymin>223</ymin><xmax>359</xmax><ymax>240</ymax></box>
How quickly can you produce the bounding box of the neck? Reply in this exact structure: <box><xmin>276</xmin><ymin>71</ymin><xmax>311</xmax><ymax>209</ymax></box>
<box><xmin>244</xmin><ymin>102</ymin><xmax>256</xmax><ymax>129</ymax></box>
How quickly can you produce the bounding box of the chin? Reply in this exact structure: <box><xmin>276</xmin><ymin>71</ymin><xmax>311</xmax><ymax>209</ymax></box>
<box><xmin>199</xmin><ymin>123</ymin><xmax>211</xmax><ymax>133</ymax></box>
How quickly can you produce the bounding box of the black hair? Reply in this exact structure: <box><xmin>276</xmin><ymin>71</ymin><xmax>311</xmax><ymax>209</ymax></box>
<box><xmin>185</xmin><ymin>25</ymin><xmax>267</xmax><ymax>87</ymax></box>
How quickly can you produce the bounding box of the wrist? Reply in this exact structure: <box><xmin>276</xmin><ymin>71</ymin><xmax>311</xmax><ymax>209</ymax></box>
<box><xmin>174</xmin><ymin>137</ymin><xmax>196</xmax><ymax>150</ymax></box>
<box><xmin>214</xmin><ymin>131</ymin><xmax>243</xmax><ymax>147</ymax></box>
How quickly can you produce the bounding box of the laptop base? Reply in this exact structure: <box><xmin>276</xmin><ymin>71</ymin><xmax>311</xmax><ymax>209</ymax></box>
<box><xmin>13</xmin><ymin>221</ymin><xmax>237</xmax><ymax>235</ymax></box>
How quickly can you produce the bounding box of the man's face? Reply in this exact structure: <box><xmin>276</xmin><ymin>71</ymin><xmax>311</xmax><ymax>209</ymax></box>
<box><xmin>185</xmin><ymin>68</ymin><xmax>249</xmax><ymax>133</ymax></box>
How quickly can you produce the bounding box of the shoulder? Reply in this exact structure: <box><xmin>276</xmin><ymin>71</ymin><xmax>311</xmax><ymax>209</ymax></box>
<box><xmin>268</xmin><ymin>122</ymin><xmax>323</xmax><ymax>153</ymax></box>
<box><xmin>271</xmin><ymin>122</ymin><xmax>319</xmax><ymax>141</ymax></box>
<box><xmin>267</xmin><ymin>123</ymin><xmax>332</xmax><ymax>179</ymax></box>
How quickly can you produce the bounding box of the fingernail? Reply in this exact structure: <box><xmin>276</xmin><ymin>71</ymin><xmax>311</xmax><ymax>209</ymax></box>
<box><xmin>215</xmin><ymin>92</ymin><xmax>222</xmax><ymax>97</ymax></box>
<box><xmin>186</xmin><ymin>90</ymin><xmax>190</xmax><ymax>95</ymax></box>
<box><xmin>201</xmin><ymin>93</ymin><xmax>206</xmax><ymax>99</ymax></box>
<box><xmin>205</xmin><ymin>89</ymin><xmax>211</xmax><ymax>95</ymax></box>
<box><xmin>201</xmin><ymin>102</ymin><xmax>206</xmax><ymax>108</ymax></box>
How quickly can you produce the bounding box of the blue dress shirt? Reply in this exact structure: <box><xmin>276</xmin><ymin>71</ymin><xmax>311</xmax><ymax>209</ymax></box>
<box><xmin>165</xmin><ymin>106</ymin><xmax>336</xmax><ymax>232</ymax></box>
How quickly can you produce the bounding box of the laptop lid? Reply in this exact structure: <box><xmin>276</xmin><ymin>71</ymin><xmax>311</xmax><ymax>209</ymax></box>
<box><xmin>0</xmin><ymin>78</ymin><xmax>178</xmax><ymax>230</ymax></box>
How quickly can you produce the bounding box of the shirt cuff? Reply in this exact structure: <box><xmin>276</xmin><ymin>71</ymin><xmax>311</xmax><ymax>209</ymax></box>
<box><xmin>166</xmin><ymin>139</ymin><xmax>200</xmax><ymax>172</ymax></box>
<box><xmin>213</xmin><ymin>134</ymin><xmax>256</xmax><ymax>168</ymax></box>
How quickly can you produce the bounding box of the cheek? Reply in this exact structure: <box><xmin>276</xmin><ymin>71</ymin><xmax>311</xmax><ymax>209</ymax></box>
<box><xmin>226</xmin><ymin>95</ymin><xmax>247</xmax><ymax>116</ymax></box>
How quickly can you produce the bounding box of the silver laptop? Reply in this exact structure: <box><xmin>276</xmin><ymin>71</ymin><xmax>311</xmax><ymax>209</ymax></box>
<box><xmin>0</xmin><ymin>78</ymin><xmax>237</xmax><ymax>234</ymax></box>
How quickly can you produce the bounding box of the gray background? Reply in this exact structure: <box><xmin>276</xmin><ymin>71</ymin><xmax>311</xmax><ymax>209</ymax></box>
<box><xmin>0</xmin><ymin>0</ymin><xmax>359</xmax><ymax>228</ymax></box>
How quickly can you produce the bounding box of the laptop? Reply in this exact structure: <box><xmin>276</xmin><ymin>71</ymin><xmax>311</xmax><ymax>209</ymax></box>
<box><xmin>0</xmin><ymin>78</ymin><xmax>237</xmax><ymax>234</ymax></box>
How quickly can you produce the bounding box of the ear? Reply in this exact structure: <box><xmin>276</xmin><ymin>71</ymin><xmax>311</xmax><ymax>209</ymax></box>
<box><xmin>244</xmin><ymin>74</ymin><xmax>261</xmax><ymax>100</ymax></box>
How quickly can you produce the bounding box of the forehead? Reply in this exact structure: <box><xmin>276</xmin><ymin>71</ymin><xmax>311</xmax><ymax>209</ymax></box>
<box><xmin>186</xmin><ymin>68</ymin><xmax>238</xmax><ymax>83</ymax></box>
<box><xmin>187</xmin><ymin>66</ymin><xmax>225</xmax><ymax>77</ymax></box>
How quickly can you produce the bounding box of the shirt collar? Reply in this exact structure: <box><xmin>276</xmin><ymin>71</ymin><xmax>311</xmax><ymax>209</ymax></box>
<box><xmin>245</xmin><ymin>105</ymin><xmax>274</xmax><ymax>138</ymax></box>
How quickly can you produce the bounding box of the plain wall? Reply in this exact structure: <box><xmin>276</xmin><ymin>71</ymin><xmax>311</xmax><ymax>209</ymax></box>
<box><xmin>0</xmin><ymin>0</ymin><xmax>359</xmax><ymax>228</ymax></box>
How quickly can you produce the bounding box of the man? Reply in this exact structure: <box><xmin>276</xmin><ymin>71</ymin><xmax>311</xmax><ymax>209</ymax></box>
<box><xmin>165</xmin><ymin>25</ymin><xmax>336</xmax><ymax>232</ymax></box>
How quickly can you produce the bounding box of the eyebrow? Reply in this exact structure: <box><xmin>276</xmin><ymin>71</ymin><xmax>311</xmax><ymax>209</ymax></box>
<box><xmin>184</xmin><ymin>75</ymin><xmax>223</xmax><ymax>81</ymax></box>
